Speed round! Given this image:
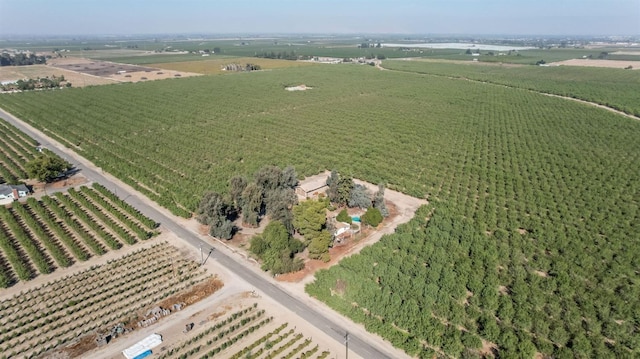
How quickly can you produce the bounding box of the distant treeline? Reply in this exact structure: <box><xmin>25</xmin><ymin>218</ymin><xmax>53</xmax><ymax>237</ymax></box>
<box><xmin>0</xmin><ymin>53</ymin><xmax>47</xmax><ymax>66</ymax></box>
<box><xmin>255</xmin><ymin>51</ymin><xmax>309</xmax><ymax>60</ymax></box>
<box><xmin>1</xmin><ymin>75</ymin><xmax>70</xmax><ymax>92</ymax></box>
<box><xmin>223</xmin><ymin>63</ymin><xmax>262</xmax><ymax>72</ymax></box>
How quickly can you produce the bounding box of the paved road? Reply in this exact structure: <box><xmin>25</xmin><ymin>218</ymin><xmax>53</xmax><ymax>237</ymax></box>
<box><xmin>0</xmin><ymin>108</ymin><xmax>399</xmax><ymax>359</ymax></box>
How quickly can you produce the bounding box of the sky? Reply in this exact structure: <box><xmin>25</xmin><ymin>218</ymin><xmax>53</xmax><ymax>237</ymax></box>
<box><xmin>0</xmin><ymin>0</ymin><xmax>638</xmax><ymax>37</ymax></box>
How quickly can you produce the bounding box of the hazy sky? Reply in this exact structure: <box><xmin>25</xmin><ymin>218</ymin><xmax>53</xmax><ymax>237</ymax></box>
<box><xmin>0</xmin><ymin>0</ymin><xmax>638</xmax><ymax>36</ymax></box>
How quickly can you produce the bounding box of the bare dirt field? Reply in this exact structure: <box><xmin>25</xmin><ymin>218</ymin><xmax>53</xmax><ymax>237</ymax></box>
<box><xmin>550</xmin><ymin>58</ymin><xmax>639</xmax><ymax>69</ymax></box>
<box><xmin>48</xmin><ymin>57</ymin><xmax>201</xmax><ymax>83</ymax></box>
<box><xmin>147</xmin><ymin>57</ymin><xmax>316</xmax><ymax>75</ymax></box>
<box><xmin>0</xmin><ymin>64</ymin><xmax>117</xmax><ymax>87</ymax></box>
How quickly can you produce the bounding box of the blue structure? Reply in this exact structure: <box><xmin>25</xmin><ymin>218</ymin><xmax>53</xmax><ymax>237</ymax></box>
<box><xmin>132</xmin><ymin>350</ymin><xmax>152</xmax><ymax>359</ymax></box>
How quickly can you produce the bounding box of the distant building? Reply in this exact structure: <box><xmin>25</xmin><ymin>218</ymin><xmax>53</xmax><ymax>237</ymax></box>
<box><xmin>0</xmin><ymin>184</ymin><xmax>29</xmax><ymax>200</ymax></box>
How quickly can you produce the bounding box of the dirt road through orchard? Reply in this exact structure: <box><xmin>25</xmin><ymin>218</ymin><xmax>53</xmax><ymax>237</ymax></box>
<box><xmin>379</xmin><ymin>60</ymin><xmax>640</xmax><ymax>121</ymax></box>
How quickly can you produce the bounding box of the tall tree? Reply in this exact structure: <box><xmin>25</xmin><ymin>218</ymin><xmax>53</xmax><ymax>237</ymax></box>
<box><xmin>281</xmin><ymin>166</ymin><xmax>298</xmax><ymax>188</ymax></box>
<box><xmin>229</xmin><ymin>175</ymin><xmax>247</xmax><ymax>207</ymax></box>
<box><xmin>196</xmin><ymin>191</ymin><xmax>235</xmax><ymax>239</ymax></box>
<box><xmin>25</xmin><ymin>153</ymin><xmax>71</xmax><ymax>182</ymax></box>
<box><xmin>361</xmin><ymin>207</ymin><xmax>383</xmax><ymax>227</ymax></box>
<box><xmin>249</xmin><ymin>220</ymin><xmax>304</xmax><ymax>274</ymax></box>
<box><xmin>373</xmin><ymin>183</ymin><xmax>389</xmax><ymax>217</ymax></box>
<box><xmin>266</xmin><ymin>188</ymin><xmax>297</xmax><ymax>232</ymax></box>
<box><xmin>293</xmin><ymin>199</ymin><xmax>327</xmax><ymax>242</ymax></box>
<box><xmin>349</xmin><ymin>184</ymin><xmax>372</xmax><ymax>209</ymax></box>
<box><xmin>241</xmin><ymin>182</ymin><xmax>262</xmax><ymax>227</ymax></box>
<box><xmin>326</xmin><ymin>169</ymin><xmax>339</xmax><ymax>203</ymax></box>
<box><xmin>254</xmin><ymin>165</ymin><xmax>283</xmax><ymax>192</ymax></box>
<box><xmin>308</xmin><ymin>230</ymin><xmax>332</xmax><ymax>262</ymax></box>
<box><xmin>336</xmin><ymin>175</ymin><xmax>354</xmax><ymax>206</ymax></box>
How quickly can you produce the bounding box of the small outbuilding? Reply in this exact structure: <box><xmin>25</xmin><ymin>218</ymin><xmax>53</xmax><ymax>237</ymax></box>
<box><xmin>122</xmin><ymin>333</ymin><xmax>162</xmax><ymax>359</ymax></box>
<box><xmin>295</xmin><ymin>176</ymin><xmax>329</xmax><ymax>199</ymax></box>
<box><xmin>334</xmin><ymin>222</ymin><xmax>351</xmax><ymax>237</ymax></box>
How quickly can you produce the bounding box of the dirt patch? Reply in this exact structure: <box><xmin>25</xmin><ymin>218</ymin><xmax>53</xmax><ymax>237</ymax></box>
<box><xmin>286</xmin><ymin>84</ymin><xmax>312</xmax><ymax>91</ymax></box>
<box><xmin>58</xmin><ymin>335</ymin><xmax>95</xmax><ymax>358</ymax></box>
<box><xmin>33</xmin><ymin>173</ymin><xmax>88</xmax><ymax>194</ymax></box>
<box><xmin>550</xmin><ymin>59</ymin><xmax>639</xmax><ymax>69</ymax></box>
<box><xmin>479</xmin><ymin>339</ymin><xmax>498</xmax><ymax>357</ymax></box>
<box><xmin>110</xmin><ymin>69</ymin><xmax>197</xmax><ymax>83</ymax></box>
<box><xmin>52</xmin><ymin>59</ymin><xmax>158</xmax><ymax>77</ymax></box>
<box><xmin>48</xmin><ymin>57</ymin><xmax>200</xmax><ymax>83</ymax></box>
<box><xmin>534</xmin><ymin>270</ymin><xmax>548</xmax><ymax>277</ymax></box>
<box><xmin>156</xmin><ymin>276</ymin><xmax>224</xmax><ymax>308</ymax></box>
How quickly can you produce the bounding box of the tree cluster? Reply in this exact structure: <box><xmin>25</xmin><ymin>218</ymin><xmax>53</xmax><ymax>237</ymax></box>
<box><xmin>1</xmin><ymin>75</ymin><xmax>71</xmax><ymax>92</ymax></box>
<box><xmin>293</xmin><ymin>198</ymin><xmax>331</xmax><ymax>262</ymax></box>
<box><xmin>327</xmin><ymin>170</ymin><xmax>389</xmax><ymax>217</ymax></box>
<box><xmin>223</xmin><ymin>63</ymin><xmax>262</xmax><ymax>72</ymax></box>
<box><xmin>196</xmin><ymin>192</ymin><xmax>235</xmax><ymax>239</ymax></box>
<box><xmin>255</xmin><ymin>51</ymin><xmax>301</xmax><ymax>60</ymax></box>
<box><xmin>0</xmin><ymin>53</ymin><xmax>47</xmax><ymax>66</ymax></box>
<box><xmin>25</xmin><ymin>152</ymin><xmax>72</xmax><ymax>183</ymax></box>
<box><xmin>249</xmin><ymin>221</ymin><xmax>304</xmax><ymax>275</ymax></box>
<box><xmin>197</xmin><ymin>165</ymin><xmax>298</xmax><ymax>239</ymax></box>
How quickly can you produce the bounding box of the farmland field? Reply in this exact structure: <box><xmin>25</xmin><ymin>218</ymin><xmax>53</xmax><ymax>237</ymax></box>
<box><xmin>0</xmin><ymin>183</ymin><xmax>158</xmax><ymax>287</ymax></box>
<box><xmin>148</xmin><ymin>57</ymin><xmax>316</xmax><ymax>75</ymax></box>
<box><xmin>155</xmin><ymin>304</ymin><xmax>332</xmax><ymax>359</ymax></box>
<box><xmin>0</xmin><ymin>64</ymin><xmax>118</xmax><ymax>88</ymax></box>
<box><xmin>0</xmin><ymin>63</ymin><xmax>638</xmax><ymax>357</ymax></box>
<box><xmin>0</xmin><ymin>241</ymin><xmax>216</xmax><ymax>358</ymax></box>
<box><xmin>383</xmin><ymin>59</ymin><xmax>640</xmax><ymax>116</ymax></box>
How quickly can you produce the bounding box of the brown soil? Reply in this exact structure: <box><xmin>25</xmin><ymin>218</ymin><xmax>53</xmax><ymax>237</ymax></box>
<box><xmin>27</xmin><ymin>173</ymin><xmax>89</xmax><ymax>197</ymax></box>
<box><xmin>59</xmin><ymin>335</ymin><xmax>95</xmax><ymax>358</ymax></box>
<box><xmin>479</xmin><ymin>339</ymin><xmax>498</xmax><ymax>357</ymax></box>
<box><xmin>156</xmin><ymin>276</ymin><xmax>224</xmax><ymax>308</ymax></box>
<box><xmin>47</xmin><ymin>57</ymin><xmax>200</xmax><ymax>84</ymax></box>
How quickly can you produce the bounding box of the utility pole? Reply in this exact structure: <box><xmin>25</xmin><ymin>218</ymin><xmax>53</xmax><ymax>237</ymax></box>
<box><xmin>199</xmin><ymin>244</ymin><xmax>204</xmax><ymax>265</ymax></box>
<box><xmin>345</xmin><ymin>332</ymin><xmax>349</xmax><ymax>359</ymax></box>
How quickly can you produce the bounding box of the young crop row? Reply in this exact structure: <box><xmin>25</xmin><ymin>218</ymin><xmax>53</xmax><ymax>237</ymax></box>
<box><xmin>0</xmin><ymin>186</ymin><xmax>159</xmax><ymax>287</ymax></box>
<box><xmin>0</xmin><ymin>242</ymin><xmax>211</xmax><ymax>359</ymax></box>
<box><xmin>91</xmin><ymin>183</ymin><xmax>159</xmax><ymax>229</ymax></box>
<box><xmin>159</xmin><ymin>304</ymin><xmax>331</xmax><ymax>359</ymax></box>
<box><xmin>0</xmin><ymin>120</ymin><xmax>39</xmax><ymax>184</ymax></box>
<box><xmin>0</xmin><ymin>242</ymin><xmax>172</xmax><ymax>312</ymax></box>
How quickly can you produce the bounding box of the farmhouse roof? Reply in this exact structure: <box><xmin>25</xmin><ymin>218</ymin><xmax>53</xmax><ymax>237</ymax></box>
<box><xmin>0</xmin><ymin>184</ymin><xmax>28</xmax><ymax>196</ymax></box>
<box><xmin>298</xmin><ymin>176</ymin><xmax>329</xmax><ymax>193</ymax></box>
<box><xmin>0</xmin><ymin>185</ymin><xmax>11</xmax><ymax>196</ymax></box>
